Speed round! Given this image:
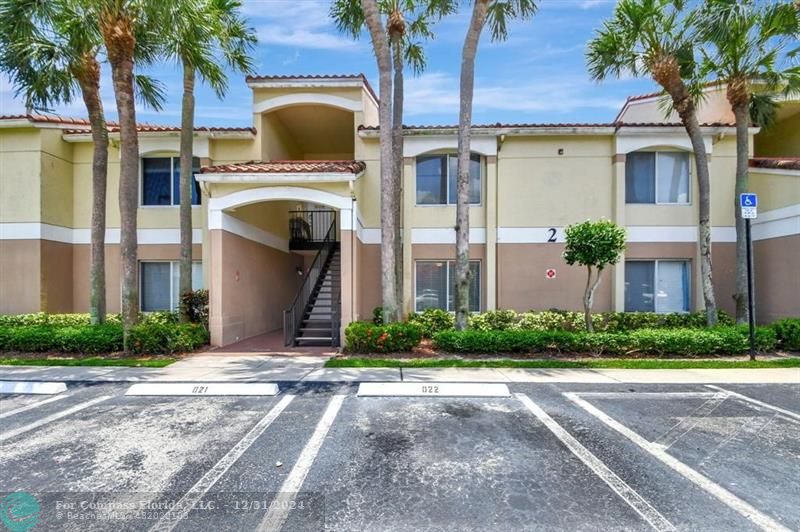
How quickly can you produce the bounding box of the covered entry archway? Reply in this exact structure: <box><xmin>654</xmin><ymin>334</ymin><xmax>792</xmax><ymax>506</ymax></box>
<box><xmin>201</xmin><ymin>182</ymin><xmax>360</xmax><ymax>348</ymax></box>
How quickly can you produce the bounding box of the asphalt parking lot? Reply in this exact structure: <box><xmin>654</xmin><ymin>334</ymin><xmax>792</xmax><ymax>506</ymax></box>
<box><xmin>1</xmin><ymin>381</ymin><xmax>798</xmax><ymax>531</ymax></box>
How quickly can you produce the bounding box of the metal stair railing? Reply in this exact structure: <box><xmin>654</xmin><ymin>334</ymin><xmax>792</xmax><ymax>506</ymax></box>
<box><xmin>283</xmin><ymin>218</ymin><xmax>337</xmax><ymax>346</ymax></box>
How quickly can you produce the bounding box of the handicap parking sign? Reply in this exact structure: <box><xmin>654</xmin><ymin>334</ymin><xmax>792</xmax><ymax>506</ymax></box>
<box><xmin>740</xmin><ymin>193</ymin><xmax>757</xmax><ymax>219</ymax></box>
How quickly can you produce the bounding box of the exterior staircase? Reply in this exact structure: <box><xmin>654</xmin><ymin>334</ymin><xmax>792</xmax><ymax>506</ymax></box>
<box><xmin>293</xmin><ymin>248</ymin><xmax>341</xmax><ymax>346</ymax></box>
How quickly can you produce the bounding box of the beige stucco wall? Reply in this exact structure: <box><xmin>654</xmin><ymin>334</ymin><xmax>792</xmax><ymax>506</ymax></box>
<box><xmin>755</xmin><ymin>111</ymin><xmax>800</xmax><ymax>158</ymax></box>
<box><xmin>499</xmin><ymin>136</ymin><xmax>614</xmax><ymax>227</ymax></box>
<box><xmin>497</xmin><ymin>243</ymin><xmax>613</xmax><ymax>312</ymax></box>
<box><xmin>618</xmin><ymin>88</ymin><xmax>735</xmax><ymax>125</ymax></box>
<box><xmin>208</xmin><ymin>229</ymin><xmax>303</xmax><ymax>346</ymax></box>
<box><xmin>0</xmin><ymin>239</ymin><xmax>41</xmax><ymax>313</ymax></box>
<box><xmin>0</xmin><ymin>128</ymin><xmax>42</xmax><ymax>223</ymax></box>
<box><xmin>754</xmin><ymin>234</ymin><xmax>800</xmax><ymax>323</ymax></box>
<box><xmin>750</xmin><ymin>170</ymin><xmax>800</xmax><ymax>212</ymax></box>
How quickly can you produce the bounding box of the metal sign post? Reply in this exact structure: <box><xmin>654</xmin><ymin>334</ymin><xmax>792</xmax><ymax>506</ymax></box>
<box><xmin>740</xmin><ymin>193</ymin><xmax>757</xmax><ymax>360</ymax></box>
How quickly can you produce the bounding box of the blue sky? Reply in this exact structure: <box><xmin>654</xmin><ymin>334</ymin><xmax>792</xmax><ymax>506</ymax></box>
<box><xmin>0</xmin><ymin>0</ymin><xmax>665</xmax><ymax>127</ymax></box>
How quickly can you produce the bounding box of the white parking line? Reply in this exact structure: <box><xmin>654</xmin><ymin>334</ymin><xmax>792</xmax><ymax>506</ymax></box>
<box><xmin>149</xmin><ymin>395</ymin><xmax>295</xmax><ymax>532</ymax></box>
<box><xmin>653</xmin><ymin>392</ymin><xmax>729</xmax><ymax>450</ymax></box>
<box><xmin>515</xmin><ymin>393</ymin><xmax>676</xmax><ymax>532</ymax></box>
<box><xmin>257</xmin><ymin>394</ymin><xmax>346</xmax><ymax>532</ymax></box>
<box><xmin>705</xmin><ymin>385</ymin><xmax>800</xmax><ymax>422</ymax></box>
<box><xmin>0</xmin><ymin>395</ymin><xmax>112</xmax><ymax>442</ymax></box>
<box><xmin>565</xmin><ymin>392</ymin><xmax>791</xmax><ymax>532</ymax></box>
<box><xmin>577</xmin><ymin>392</ymin><xmax>718</xmax><ymax>399</ymax></box>
<box><xmin>0</xmin><ymin>394</ymin><xmax>69</xmax><ymax>419</ymax></box>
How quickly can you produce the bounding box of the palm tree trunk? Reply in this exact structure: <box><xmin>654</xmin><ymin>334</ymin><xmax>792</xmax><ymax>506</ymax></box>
<box><xmin>76</xmin><ymin>57</ymin><xmax>108</xmax><ymax>326</ymax></box>
<box><xmin>361</xmin><ymin>0</ymin><xmax>398</xmax><ymax>322</ymax></box>
<box><xmin>391</xmin><ymin>36</ymin><xmax>404</xmax><ymax>316</ymax></box>
<box><xmin>179</xmin><ymin>61</ymin><xmax>196</xmax><ymax>323</ymax></box>
<box><xmin>455</xmin><ymin>0</ymin><xmax>490</xmax><ymax>330</ymax></box>
<box><xmin>681</xmin><ymin>110</ymin><xmax>719</xmax><ymax>327</ymax></box>
<box><xmin>103</xmin><ymin>17</ymin><xmax>140</xmax><ymax>351</ymax></box>
<box><xmin>731</xmin><ymin>101</ymin><xmax>750</xmax><ymax>324</ymax></box>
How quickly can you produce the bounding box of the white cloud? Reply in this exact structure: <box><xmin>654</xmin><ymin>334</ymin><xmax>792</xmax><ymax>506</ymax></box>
<box><xmin>245</xmin><ymin>0</ymin><xmax>362</xmax><ymax>51</ymax></box>
<box><xmin>403</xmin><ymin>71</ymin><xmax>624</xmax><ymax>120</ymax></box>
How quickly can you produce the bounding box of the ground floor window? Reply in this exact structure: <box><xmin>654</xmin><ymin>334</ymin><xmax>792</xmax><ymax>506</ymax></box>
<box><xmin>625</xmin><ymin>260</ymin><xmax>690</xmax><ymax>313</ymax></box>
<box><xmin>415</xmin><ymin>260</ymin><xmax>480</xmax><ymax>313</ymax></box>
<box><xmin>140</xmin><ymin>261</ymin><xmax>203</xmax><ymax>312</ymax></box>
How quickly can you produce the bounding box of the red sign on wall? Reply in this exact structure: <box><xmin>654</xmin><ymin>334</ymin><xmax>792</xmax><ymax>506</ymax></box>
<box><xmin>545</xmin><ymin>268</ymin><xmax>557</xmax><ymax>280</ymax></box>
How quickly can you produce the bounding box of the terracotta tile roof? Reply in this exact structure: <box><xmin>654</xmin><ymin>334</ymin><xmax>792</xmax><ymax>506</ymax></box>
<box><xmin>200</xmin><ymin>160</ymin><xmax>367</xmax><ymax>174</ymax></box>
<box><xmin>61</xmin><ymin>124</ymin><xmax>256</xmax><ymax>135</ymax></box>
<box><xmin>749</xmin><ymin>157</ymin><xmax>800</xmax><ymax>171</ymax></box>
<box><xmin>0</xmin><ymin>113</ymin><xmax>116</xmax><ymax>128</ymax></box>
<box><xmin>246</xmin><ymin>73</ymin><xmax>378</xmax><ymax>104</ymax></box>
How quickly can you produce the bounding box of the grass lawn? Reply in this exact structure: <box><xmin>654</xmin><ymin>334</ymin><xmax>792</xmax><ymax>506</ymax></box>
<box><xmin>325</xmin><ymin>357</ymin><xmax>800</xmax><ymax>370</ymax></box>
<box><xmin>0</xmin><ymin>357</ymin><xmax>176</xmax><ymax>368</ymax></box>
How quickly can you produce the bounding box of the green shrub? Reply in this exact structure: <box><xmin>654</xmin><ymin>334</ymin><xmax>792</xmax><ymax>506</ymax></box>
<box><xmin>372</xmin><ymin>306</ymin><xmax>384</xmax><ymax>325</ymax></box>
<box><xmin>773</xmin><ymin>318</ymin><xmax>800</xmax><ymax>351</ymax></box>
<box><xmin>180</xmin><ymin>290</ymin><xmax>209</xmax><ymax>328</ymax></box>
<box><xmin>0</xmin><ymin>324</ymin><xmax>123</xmax><ymax>353</ymax></box>
<box><xmin>469</xmin><ymin>310</ymin><xmax>519</xmax><ymax>331</ymax></box>
<box><xmin>0</xmin><ymin>322</ymin><xmax>207</xmax><ymax>354</ymax></box>
<box><xmin>345</xmin><ymin>321</ymin><xmax>423</xmax><ymax>353</ymax></box>
<box><xmin>516</xmin><ymin>311</ymin><xmax>585</xmax><ymax>331</ymax></box>
<box><xmin>432</xmin><ymin>326</ymin><xmax>776</xmax><ymax>357</ymax></box>
<box><xmin>128</xmin><ymin>323</ymin><xmax>208</xmax><ymax>354</ymax></box>
<box><xmin>407</xmin><ymin>309</ymin><xmax>455</xmax><ymax>337</ymax></box>
<box><xmin>0</xmin><ymin>312</ymin><xmax>178</xmax><ymax>327</ymax></box>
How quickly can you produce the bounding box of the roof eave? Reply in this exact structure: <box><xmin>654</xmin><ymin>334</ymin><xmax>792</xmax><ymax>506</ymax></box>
<box><xmin>196</xmin><ymin>171</ymin><xmax>363</xmax><ymax>184</ymax></box>
<box><xmin>62</xmin><ymin>129</ymin><xmax>255</xmax><ymax>142</ymax></box>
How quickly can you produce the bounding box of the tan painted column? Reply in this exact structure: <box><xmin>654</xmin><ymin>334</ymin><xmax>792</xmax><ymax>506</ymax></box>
<box><xmin>485</xmin><ymin>155</ymin><xmax>498</xmax><ymax>310</ymax></box>
<box><xmin>340</xmin><ymin>208</ymin><xmax>355</xmax><ymax>341</ymax></box>
<box><xmin>208</xmin><ymin>229</ymin><xmax>224</xmax><ymax>347</ymax></box>
<box><xmin>612</xmin><ymin>153</ymin><xmax>626</xmax><ymax>312</ymax></box>
<box><xmin>402</xmin><ymin>157</ymin><xmax>414</xmax><ymax>316</ymax></box>
<box><xmin>199</xmin><ymin>158</ymin><xmax>212</xmax><ymax>290</ymax></box>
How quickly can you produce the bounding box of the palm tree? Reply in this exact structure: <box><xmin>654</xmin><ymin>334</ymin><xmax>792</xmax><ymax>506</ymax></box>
<box><xmin>697</xmin><ymin>0</ymin><xmax>800</xmax><ymax>324</ymax></box>
<box><xmin>332</xmin><ymin>0</ymin><xmax>455</xmax><ymax>320</ymax></box>
<box><xmin>95</xmin><ymin>0</ymin><xmax>163</xmax><ymax>351</ymax></box>
<box><xmin>587</xmin><ymin>0</ymin><xmax>719</xmax><ymax>327</ymax></box>
<box><xmin>0</xmin><ymin>0</ymin><xmax>162</xmax><ymax>328</ymax></box>
<box><xmin>454</xmin><ymin>0</ymin><xmax>536</xmax><ymax>330</ymax></box>
<box><xmin>165</xmin><ymin>0</ymin><xmax>256</xmax><ymax>322</ymax></box>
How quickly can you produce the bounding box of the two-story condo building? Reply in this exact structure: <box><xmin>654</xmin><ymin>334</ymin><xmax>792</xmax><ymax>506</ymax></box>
<box><xmin>1</xmin><ymin>74</ymin><xmax>798</xmax><ymax>348</ymax></box>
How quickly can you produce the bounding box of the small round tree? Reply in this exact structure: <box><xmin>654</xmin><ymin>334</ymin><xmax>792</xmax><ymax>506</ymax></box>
<box><xmin>564</xmin><ymin>220</ymin><xmax>626</xmax><ymax>333</ymax></box>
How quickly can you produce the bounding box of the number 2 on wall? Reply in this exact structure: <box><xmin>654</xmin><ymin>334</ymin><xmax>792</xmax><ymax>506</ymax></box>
<box><xmin>546</xmin><ymin>228</ymin><xmax>557</xmax><ymax>243</ymax></box>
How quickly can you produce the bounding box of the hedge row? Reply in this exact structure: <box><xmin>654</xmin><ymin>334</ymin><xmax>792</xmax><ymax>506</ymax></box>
<box><xmin>344</xmin><ymin>321</ymin><xmax>423</xmax><ymax>353</ymax></box>
<box><xmin>406</xmin><ymin>308</ymin><xmax>736</xmax><ymax>337</ymax></box>
<box><xmin>431</xmin><ymin>327</ymin><xmax>777</xmax><ymax>357</ymax></box>
<box><xmin>0</xmin><ymin>323</ymin><xmax>208</xmax><ymax>355</ymax></box>
<box><xmin>773</xmin><ymin>318</ymin><xmax>800</xmax><ymax>351</ymax></box>
<box><xmin>0</xmin><ymin>311</ymin><xmax>178</xmax><ymax>328</ymax></box>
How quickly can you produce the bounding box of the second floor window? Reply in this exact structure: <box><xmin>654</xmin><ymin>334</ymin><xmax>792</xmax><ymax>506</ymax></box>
<box><xmin>416</xmin><ymin>153</ymin><xmax>481</xmax><ymax>205</ymax></box>
<box><xmin>142</xmin><ymin>156</ymin><xmax>201</xmax><ymax>206</ymax></box>
<box><xmin>626</xmin><ymin>151</ymin><xmax>690</xmax><ymax>204</ymax></box>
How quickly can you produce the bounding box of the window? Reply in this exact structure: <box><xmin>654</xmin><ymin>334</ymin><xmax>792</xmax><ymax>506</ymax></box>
<box><xmin>415</xmin><ymin>260</ymin><xmax>480</xmax><ymax>312</ymax></box>
<box><xmin>140</xmin><ymin>261</ymin><xmax>203</xmax><ymax>312</ymax></box>
<box><xmin>416</xmin><ymin>153</ymin><xmax>481</xmax><ymax>205</ymax></box>
<box><xmin>141</xmin><ymin>156</ymin><xmax>201</xmax><ymax>206</ymax></box>
<box><xmin>626</xmin><ymin>151</ymin><xmax>690</xmax><ymax>204</ymax></box>
<box><xmin>625</xmin><ymin>260</ymin><xmax>690</xmax><ymax>313</ymax></box>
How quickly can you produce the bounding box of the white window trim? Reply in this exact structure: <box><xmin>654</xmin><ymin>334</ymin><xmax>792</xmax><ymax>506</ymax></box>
<box><xmin>625</xmin><ymin>259</ymin><xmax>691</xmax><ymax>313</ymax></box>
<box><xmin>414</xmin><ymin>259</ymin><xmax>481</xmax><ymax>313</ymax></box>
<box><xmin>139</xmin><ymin>260</ymin><xmax>202</xmax><ymax>312</ymax></box>
<box><xmin>415</xmin><ymin>153</ymin><xmax>483</xmax><ymax>207</ymax></box>
<box><xmin>140</xmin><ymin>156</ymin><xmax>202</xmax><ymax>208</ymax></box>
<box><xmin>627</xmin><ymin>151</ymin><xmax>692</xmax><ymax>206</ymax></box>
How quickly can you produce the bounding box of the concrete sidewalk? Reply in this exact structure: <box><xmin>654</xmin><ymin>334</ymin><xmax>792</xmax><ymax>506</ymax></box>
<box><xmin>0</xmin><ymin>355</ymin><xmax>798</xmax><ymax>383</ymax></box>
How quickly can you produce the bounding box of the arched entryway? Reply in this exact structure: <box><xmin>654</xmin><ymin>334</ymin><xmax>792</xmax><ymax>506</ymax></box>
<box><xmin>205</xmin><ymin>185</ymin><xmax>358</xmax><ymax>348</ymax></box>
